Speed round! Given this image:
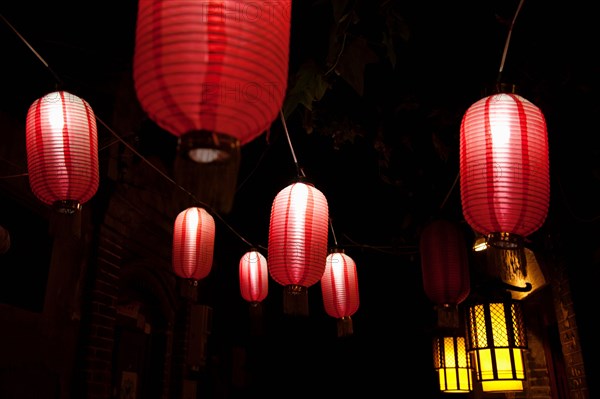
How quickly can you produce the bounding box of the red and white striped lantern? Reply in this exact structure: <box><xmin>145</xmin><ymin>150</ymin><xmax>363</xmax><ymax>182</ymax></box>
<box><xmin>460</xmin><ymin>92</ymin><xmax>550</xmax><ymax>247</ymax></box>
<box><xmin>133</xmin><ymin>0</ymin><xmax>291</xmax><ymax>156</ymax></box>
<box><xmin>321</xmin><ymin>249</ymin><xmax>360</xmax><ymax>336</ymax></box>
<box><xmin>239</xmin><ymin>249</ymin><xmax>268</xmax><ymax>304</ymax></box>
<box><xmin>25</xmin><ymin>91</ymin><xmax>99</xmax><ymax>213</ymax></box>
<box><xmin>268</xmin><ymin>181</ymin><xmax>329</xmax><ymax>315</ymax></box>
<box><xmin>172</xmin><ymin>207</ymin><xmax>215</xmax><ymax>281</ymax></box>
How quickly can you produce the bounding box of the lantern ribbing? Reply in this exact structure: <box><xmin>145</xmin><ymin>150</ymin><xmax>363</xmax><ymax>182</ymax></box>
<box><xmin>321</xmin><ymin>249</ymin><xmax>360</xmax><ymax>337</ymax></box>
<box><xmin>25</xmin><ymin>90</ymin><xmax>99</xmax><ymax>213</ymax></box>
<box><xmin>172</xmin><ymin>207</ymin><xmax>216</xmax><ymax>281</ymax></box>
<box><xmin>268</xmin><ymin>181</ymin><xmax>329</xmax><ymax>315</ymax></box>
<box><xmin>459</xmin><ymin>92</ymin><xmax>550</xmax><ymax>244</ymax></box>
<box><xmin>133</xmin><ymin>0</ymin><xmax>291</xmax><ymax>150</ymax></box>
<box><xmin>419</xmin><ymin>219</ymin><xmax>470</xmax><ymax>310</ymax></box>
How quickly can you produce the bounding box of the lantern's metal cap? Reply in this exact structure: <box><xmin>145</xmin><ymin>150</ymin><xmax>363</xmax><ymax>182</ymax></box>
<box><xmin>486</xmin><ymin>232</ymin><xmax>523</xmax><ymax>249</ymax></box>
<box><xmin>482</xmin><ymin>82</ymin><xmax>518</xmax><ymax>96</ymax></box>
<box><xmin>178</xmin><ymin>130</ymin><xmax>240</xmax><ymax>164</ymax></box>
<box><xmin>53</xmin><ymin>200</ymin><xmax>81</xmax><ymax>214</ymax></box>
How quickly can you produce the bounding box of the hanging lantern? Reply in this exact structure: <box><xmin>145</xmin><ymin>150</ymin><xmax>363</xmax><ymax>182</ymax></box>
<box><xmin>459</xmin><ymin>87</ymin><xmax>550</xmax><ymax>249</ymax></box>
<box><xmin>419</xmin><ymin>219</ymin><xmax>470</xmax><ymax>328</ymax></box>
<box><xmin>465</xmin><ymin>299</ymin><xmax>527</xmax><ymax>392</ymax></box>
<box><xmin>25</xmin><ymin>91</ymin><xmax>99</xmax><ymax>214</ymax></box>
<box><xmin>321</xmin><ymin>248</ymin><xmax>360</xmax><ymax>337</ymax></box>
<box><xmin>239</xmin><ymin>249</ymin><xmax>268</xmax><ymax>335</ymax></box>
<box><xmin>133</xmin><ymin>0</ymin><xmax>291</xmax><ymax>162</ymax></box>
<box><xmin>172</xmin><ymin>207</ymin><xmax>216</xmax><ymax>281</ymax></box>
<box><xmin>433</xmin><ymin>334</ymin><xmax>473</xmax><ymax>393</ymax></box>
<box><xmin>268</xmin><ymin>181</ymin><xmax>329</xmax><ymax>316</ymax></box>
<box><xmin>239</xmin><ymin>249</ymin><xmax>268</xmax><ymax>304</ymax></box>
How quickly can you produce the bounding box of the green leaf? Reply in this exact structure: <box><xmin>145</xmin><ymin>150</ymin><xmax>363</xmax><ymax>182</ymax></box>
<box><xmin>282</xmin><ymin>60</ymin><xmax>331</xmax><ymax>118</ymax></box>
<box><xmin>332</xmin><ymin>36</ymin><xmax>380</xmax><ymax>96</ymax></box>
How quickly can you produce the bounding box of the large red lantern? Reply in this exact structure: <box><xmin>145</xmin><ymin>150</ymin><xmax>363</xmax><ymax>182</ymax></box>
<box><xmin>25</xmin><ymin>91</ymin><xmax>99</xmax><ymax>213</ymax></box>
<box><xmin>459</xmin><ymin>89</ymin><xmax>550</xmax><ymax>248</ymax></box>
<box><xmin>419</xmin><ymin>219</ymin><xmax>470</xmax><ymax>309</ymax></box>
<box><xmin>172</xmin><ymin>207</ymin><xmax>215</xmax><ymax>281</ymax></box>
<box><xmin>321</xmin><ymin>248</ymin><xmax>360</xmax><ymax>337</ymax></box>
<box><xmin>133</xmin><ymin>0</ymin><xmax>291</xmax><ymax>161</ymax></box>
<box><xmin>268</xmin><ymin>181</ymin><xmax>329</xmax><ymax>316</ymax></box>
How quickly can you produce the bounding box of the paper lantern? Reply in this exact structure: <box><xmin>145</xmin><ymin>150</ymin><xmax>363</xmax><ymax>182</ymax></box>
<box><xmin>172</xmin><ymin>207</ymin><xmax>215</xmax><ymax>281</ymax></box>
<box><xmin>321</xmin><ymin>249</ymin><xmax>360</xmax><ymax>337</ymax></box>
<box><xmin>268</xmin><ymin>181</ymin><xmax>329</xmax><ymax>315</ymax></box>
<box><xmin>419</xmin><ymin>219</ymin><xmax>470</xmax><ymax>309</ymax></box>
<box><xmin>133</xmin><ymin>0</ymin><xmax>291</xmax><ymax>161</ymax></box>
<box><xmin>239</xmin><ymin>249</ymin><xmax>268</xmax><ymax>334</ymax></box>
<box><xmin>433</xmin><ymin>334</ymin><xmax>473</xmax><ymax>393</ymax></box>
<box><xmin>239</xmin><ymin>249</ymin><xmax>268</xmax><ymax>304</ymax></box>
<box><xmin>460</xmin><ymin>90</ymin><xmax>549</xmax><ymax>248</ymax></box>
<box><xmin>466</xmin><ymin>300</ymin><xmax>527</xmax><ymax>392</ymax></box>
<box><xmin>25</xmin><ymin>91</ymin><xmax>99</xmax><ymax>213</ymax></box>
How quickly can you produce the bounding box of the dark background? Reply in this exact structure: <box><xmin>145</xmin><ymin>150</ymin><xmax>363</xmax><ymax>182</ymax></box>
<box><xmin>1</xmin><ymin>0</ymin><xmax>599</xmax><ymax>397</ymax></box>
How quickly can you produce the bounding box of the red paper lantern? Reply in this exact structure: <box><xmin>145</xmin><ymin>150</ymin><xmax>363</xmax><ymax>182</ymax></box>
<box><xmin>460</xmin><ymin>91</ymin><xmax>550</xmax><ymax>247</ymax></box>
<box><xmin>239</xmin><ymin>249</ymin><xmax>268</xmax><ymax>304</ymax></box>
<box><xmin>321</xmin><ymin>249</ymin><xmax>360</xmax><ymax>336</ymax></box>
<box><xmin>419</xmin><ymin>219</ymin><xmax>470</xmax><ymax>309</ymax></box>
<box><xmin>172</xmin><ymin>207</ymin><xmax>215</xmax><ymax>281</ymax></box>
<box><xmin>133</xmin><ymin>0</ymin><xmax>291</xmax><ymax>159</ymax></box>
<box><xmin>268</xmin><ymin>181</ymin><xmax>329</xmax><ymax>315</ymax></box>
<box><xmin>25</xmin><ymin>91</ymin><xmax>99</xmax><ymax>213</ymax></box>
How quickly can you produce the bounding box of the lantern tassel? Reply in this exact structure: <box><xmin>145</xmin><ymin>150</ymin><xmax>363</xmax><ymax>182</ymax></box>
<box><xmin>283</xmin><ymin>285</ymin><xmax>309</xmax><ymax>316</ymax></box>
<box><xmin>336</xmin><ymin>316</ymin><xmax>354</xmax><ymax>337</ymax></box>
<box><xmin>435</xmin><ymin>306</ymin><xmax>460</xmax><ymax>329</ymax></box>
<box><xmin>248</xmin><ymin>302</ymin><xmax>265</xmax><ymax>336</ymax></box>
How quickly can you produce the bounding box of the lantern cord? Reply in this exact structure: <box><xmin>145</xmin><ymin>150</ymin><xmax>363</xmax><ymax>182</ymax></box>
<box><xmin>279</xmin><ymin>109</ymin><xmax>305</xmax><ymax>178</ymax></box>
<box><xmin>496</xmin><ymin>0</ymin><xmax>525</xmax><ymax>83</ymax></box>
<box><xmin>96</xmin><ymin>116</ymin><xmax>257</xmax><ymax>250</ymax></box>
<box><xmin>342</xmin><ymin>233</ymin><xmax>418</xmax><ymax>256</ymax></box>
<box><xmin>0</xmin><ymin>173</ymin><xmax>28</xmax><ymax>179</ymax></box>
<box><xmin>0</xmin><ymin>13</ymin><xmax>63</xmax><ymax>87</ymax></box>
<box><xmin>329</xmin><ymin>218</ymin><xmax>339</xmax><ymax>247</ymax></box>
<box><xmin>438</xmin><ymin>171</ymin><xmax>459</xmax><ymax>211</ymax></box>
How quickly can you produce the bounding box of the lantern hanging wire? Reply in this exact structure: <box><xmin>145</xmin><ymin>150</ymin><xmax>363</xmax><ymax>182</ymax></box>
<box><xmin>436</xmin><ymin>0</ymin><xmax>527</xmax><ymax>212</ymax></box>
<box><xmin>496</xmin><ymin>0</ymin><xmax>525</xmax><ymax>83</ymax></box>
<box><xmin>279</xmin><ymin>109</ymin><xmax>306</xmax><ymax>179</ymax></box>
<box><xmin>0</xmin><ymin>10</ymin><xmax>263</xmax><ymax>255</ymax></box>
<box><xmin>0</xmin><ymin>13</ymin><xmax>62</xmax><ymax>87</ymax></box>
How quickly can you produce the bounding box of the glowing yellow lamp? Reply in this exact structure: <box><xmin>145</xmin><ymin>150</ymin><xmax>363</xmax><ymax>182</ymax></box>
<box><xmin>466</xmin><ymin>301</ymin><xmax>527</xmax><ymax>392</ymax></box>
<box><xmin>433</xmin><ymin>335</ymin><xmax>473</xmax><ymax>393</ymax></box>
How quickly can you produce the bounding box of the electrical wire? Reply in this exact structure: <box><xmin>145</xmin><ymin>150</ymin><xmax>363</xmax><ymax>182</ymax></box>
<box><xmin>279</xmin><ymin>109</ymin><xmax>305</xmax><ymax>178</ymax></box>
<box><xmin>0</xmin><ymin>10</ymin><xmax>423</xmax><ymax>260</ymax></box>
<box><xmin>0</xmin><ymin>13</ymin><xmax>62</xmax><ymax>86</ymax></box>
<box><xmin>496</xmin><ymin>0</ymin><xmax>525</xmax><ymax>83</ymax></box>
<box><xmin>438</xmin><ymin>0</ymin><xmax>526</xmax><ymax>212</ymax></box>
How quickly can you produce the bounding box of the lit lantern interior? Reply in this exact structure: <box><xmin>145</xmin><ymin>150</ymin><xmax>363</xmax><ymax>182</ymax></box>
<box><xmin>467</xmin><ymin>302</ymin><xmax>526</xmax><ymax>392</ymax></box>
<box><xmin>434</xmin><ymin>335</ymin><xmax>473</xmax><ymax>393</ymax></box>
